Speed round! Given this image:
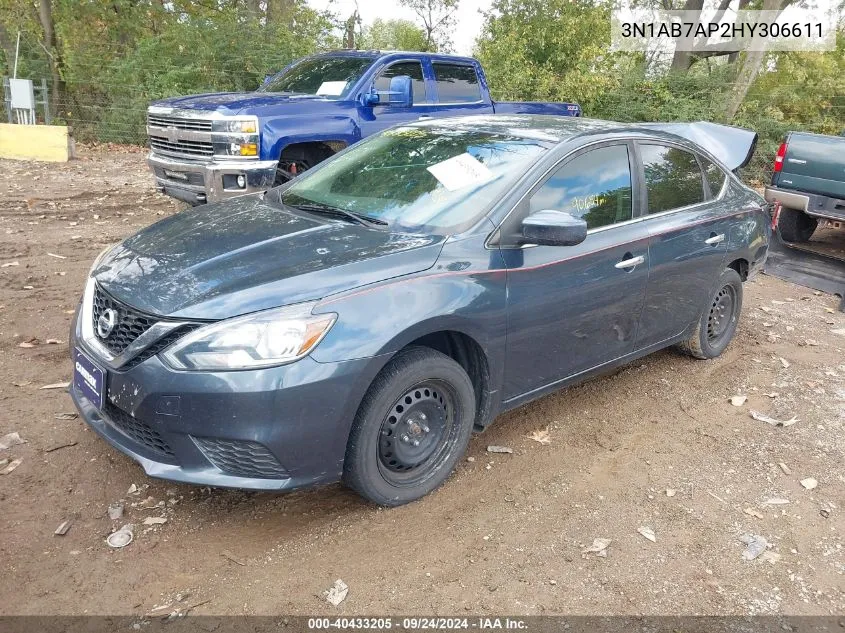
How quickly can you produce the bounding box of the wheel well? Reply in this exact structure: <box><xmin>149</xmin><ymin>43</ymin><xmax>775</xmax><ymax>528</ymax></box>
<box><xmin>404</xmin><ymin>331</ymin><xmax>492</xmax><ymax>431</ymax></box>
<box><xmin>279</xmin><ymin>141</ymin><xmax>345</xmax><ymax>164</ymax></box>
<box><xmin>727</xmin><ymin>258</ymin><xmax>749</xmax><ymax>281</ymax></box>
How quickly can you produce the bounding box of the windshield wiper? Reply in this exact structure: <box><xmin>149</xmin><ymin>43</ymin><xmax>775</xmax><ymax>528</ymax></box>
<box><xmin>285</xmin><ymin>201</ymin><xmax>388</xmax><ymax>230</ymax></box>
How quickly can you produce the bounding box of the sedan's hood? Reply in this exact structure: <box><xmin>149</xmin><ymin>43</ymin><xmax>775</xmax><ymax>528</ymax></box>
<box><xmin>94</xmin><ymin>195</ymin><xmax>444</xmax><ymax>320</ymax></box>
<box><xmin>151</xmin><ymin>92</ymin><xmax>344</xmax><ymax>115</ymax></box>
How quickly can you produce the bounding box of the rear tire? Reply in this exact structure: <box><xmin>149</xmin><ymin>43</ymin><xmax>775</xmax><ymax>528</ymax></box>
<box><xmin>343</xmin><ymin>346</ymin><xmax>475</xmax><ymax>507</ymax></box>
<box><xmin>678</xmin><ymin>267</ymin><xmax>743</xmax><ymax>360</ymax></box>
<box><xmin>778</xmin><ymin>206</ymin><xmax>817</xmax><ymax>242</ymax></box>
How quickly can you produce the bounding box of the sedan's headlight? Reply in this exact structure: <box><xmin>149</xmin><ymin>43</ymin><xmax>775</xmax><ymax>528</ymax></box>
<box><xmin>89</xmin><ymin>243</ymin><xmax>116</xmax><ymax>277</ymax></box>
<box><xmin>161</xmin><ymin>302</ymin><xmax>336</xmax><ymax>371</ymax></box>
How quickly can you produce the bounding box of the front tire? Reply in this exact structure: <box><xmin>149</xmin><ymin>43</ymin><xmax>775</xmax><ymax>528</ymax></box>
<box><xmin>778</xmin><ymin>206</ymin><xmax>817</xmax><ymax>242</ymax></box>
<box><xmin>678</xmin><ymin>267</ymin><xmax>743</xmax><ymax>360</ymax></box>
<box><xmin>343</xmin><ymin>346</ymin><xmax>476</xmax><ymax>507</ymax></box>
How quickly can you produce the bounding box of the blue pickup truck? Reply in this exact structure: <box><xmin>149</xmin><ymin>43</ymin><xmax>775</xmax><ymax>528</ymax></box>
<box><xmin>146</xmin><ymin>50</ymin><xmax>581</xmax><ymax>204</ymax></box>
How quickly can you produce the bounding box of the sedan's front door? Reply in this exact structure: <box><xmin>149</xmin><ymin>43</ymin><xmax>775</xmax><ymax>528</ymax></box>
<box><xmin>498</xmin><ymin>143</ymin><xmax>650</xmax><ymax>402</ymax></box>
<box><xmin>633</xmin><ymin>143</ymin><xmax>731</xmax><ymax>349</ymax></box>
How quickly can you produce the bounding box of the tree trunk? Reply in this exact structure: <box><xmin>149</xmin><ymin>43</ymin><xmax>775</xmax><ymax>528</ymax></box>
<box><xmin>38</xmin><ymin>0</ymin><xmax>66</xmax><ymax>120</ymax></box>
<box><xmin>723</xmin><ymin>0</ymin><xmax>782</xmax><ymax>120</ymax></box>
<box><xmin>669</xmin><ymin>0</ymin><xmax>704</xmax><ymax>71</ymax></box>
<box><xmin>266</xmin><ymin>0</ymin><xmax>296</xmax><ymax>26</ymax></box>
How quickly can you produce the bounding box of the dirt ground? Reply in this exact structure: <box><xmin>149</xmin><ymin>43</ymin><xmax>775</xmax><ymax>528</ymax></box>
<box><xmin>0</xmin><ymin>150</ymin><xmax>843</xmax><ymax>618</ymax></box>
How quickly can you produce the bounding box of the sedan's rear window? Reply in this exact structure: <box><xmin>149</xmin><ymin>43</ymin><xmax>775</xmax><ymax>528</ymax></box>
<box><xmin>641</xmin><ymin>144</ymin><xmax>706</xmax><ymax>214</ymax></box>
<box><xmin>280</xmin><ymin>126</ymin><xmax>549</xmax><ymax>233</ymax></box>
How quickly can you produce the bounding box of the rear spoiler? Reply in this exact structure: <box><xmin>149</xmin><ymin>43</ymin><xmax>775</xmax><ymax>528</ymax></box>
<box><xmin>637</xmin><ymin>121</ymin><xmax>758</xmax><ymax>172</ymax></box>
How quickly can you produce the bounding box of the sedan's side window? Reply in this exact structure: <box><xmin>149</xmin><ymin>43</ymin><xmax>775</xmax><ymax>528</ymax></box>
<box><xmin>374</xmin><ymin>61</ymin><xmax>427</xmax><ymax>104</ymax></box>
<box><xmin>700</xmin><ymin>156</ymin><xmax>728</xmax><ymax>198</ymax></box>
<box><xmin>641</xmin><ymin>144</ymin><xmax>706</xmax><ymax>214</ymax></box>
<box><xmin>529</xmin><ymin>145</ymin><xmax>633</xmax><ymax>230</ymax></box>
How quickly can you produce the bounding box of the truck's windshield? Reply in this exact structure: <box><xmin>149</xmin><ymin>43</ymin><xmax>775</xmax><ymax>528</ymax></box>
<box><xmin>260</xmin><ymin>56</ymin><xmax>376</xmax><ymax>98</ymax></box>
<box><xmin>279</xmin><ymin>125</ymin><xmax>550</xmax><ymax>233</ymax></box>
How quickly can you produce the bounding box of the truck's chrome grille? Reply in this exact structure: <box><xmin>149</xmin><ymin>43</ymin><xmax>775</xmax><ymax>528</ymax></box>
<box><xmin>147</xmin><ymin>114</ymin><xmax>213</xmax><ymax>132</ymax></box>
<box><xmin>149</xmin><ymin>136</ymin><xmax>214</xmax><ymax>158</ymax></box>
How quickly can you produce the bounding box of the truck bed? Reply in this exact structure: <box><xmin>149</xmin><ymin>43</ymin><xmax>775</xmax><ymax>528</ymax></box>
<box><xmin>492</xmin><ymin>101</ymin><xmax>581</xmax><ymax>116</ymax></box>
<box><xmin>774</xmin><ymin>131</ymin><xmax>845</xmax><ymax>200</ymax></box>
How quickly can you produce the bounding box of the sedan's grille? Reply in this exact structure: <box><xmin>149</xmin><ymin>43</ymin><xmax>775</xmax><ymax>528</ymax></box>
<box><xmin>105</xmin><ymin>402</ymin><xmax>176</xmax><ymax>460</ymax></box>
<box><xmin>119</xmin><ymin>325</ymin><xmax>201</xmax><ymax>371</ymax></box>
<box><xmin>92</xmin><ymin>286</ymin><xmax>158</xmax><ymax>355</ymax></box>
<box><xmin>192</xmin><ymin>437</ymin><xmax>288</xmax><ymax>479</ymax></box>
<box><xmin>149</xmin><ymin>136</ymin><xmax>214</xmax><ymax>158</ymax></box>
<box><xmin>147</xmin><ymin>114</ymin><xmax>213</xmax><ymax>132</ymax></box>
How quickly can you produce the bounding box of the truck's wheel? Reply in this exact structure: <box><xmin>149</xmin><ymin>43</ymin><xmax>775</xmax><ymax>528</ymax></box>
<box><xmin>778</xmin><ymin>206</ymin><xmax>817</xmax><ymax>243</ymax></box>
<box><xmin>273</xmin><ymin>145</ymin><xmax>333</xmax><ymax>185</ymax></box>
<box><xmin>677</xmin><ymin>267</ymin><xmax>743</xmax><ymax>360</ymax></box>
<box><xmin>343</xmin><ymin>346</ymin><xmax>475</xmax><ymax>507</ymax></box>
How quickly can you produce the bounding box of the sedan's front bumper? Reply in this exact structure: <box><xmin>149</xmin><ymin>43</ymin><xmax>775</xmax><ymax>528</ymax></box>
<box><xmin>148</xmin><ymin>152</ymin><xmax>277</xmax><ymax>205</ymax></box>
<box><xmin>70</xmin><ymin>330</ymin><xmax>386</xmax><ymax>491</ymax></box>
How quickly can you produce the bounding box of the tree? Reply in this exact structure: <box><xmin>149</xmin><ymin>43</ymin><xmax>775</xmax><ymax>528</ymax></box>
<box><xmin>399</xmin><ymin>0</ymin><xmax>458</xmax><ymax>52</ymax></box>
<box><xmin>358</xmin><ymin>18</ymin><xmax>429</xmax><ymax>51</ymax></box>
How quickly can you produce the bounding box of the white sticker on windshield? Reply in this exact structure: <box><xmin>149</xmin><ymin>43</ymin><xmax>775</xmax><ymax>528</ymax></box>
<box><xmin>426</xmin><ymin>153</ymin><xmax>493</xmax><ymax>191</ymax></box>
<box><xmin>316</xmin><ymin>81</ymin><xmax>348</xmax><ymax>96</ymax></box>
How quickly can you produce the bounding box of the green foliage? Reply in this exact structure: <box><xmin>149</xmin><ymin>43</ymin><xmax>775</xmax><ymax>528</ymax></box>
<box><xmin>358</xmin><ymin>18</ymin><xmax>429</xmax><ymax>52</ymax></box>
<box><xmin>1</xmin><ymin>0</ymin><xmax>336</xmax><ymax>142</ymax></box>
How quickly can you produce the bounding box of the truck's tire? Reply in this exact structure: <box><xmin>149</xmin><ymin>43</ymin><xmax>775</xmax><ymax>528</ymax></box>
<box><xmin>343</xmin><ymin>346</ymin><xmax>476</xmax><ymax>507</ymax></box>
<box><xmin>677</xmin><ymin>267</ymin><xmax>744</xmax><ymax>360</ymax></box>
<box><xmin>777</xmin><ymin>206</ymin><xmax>817</xmax><ymax>243</ymax></box>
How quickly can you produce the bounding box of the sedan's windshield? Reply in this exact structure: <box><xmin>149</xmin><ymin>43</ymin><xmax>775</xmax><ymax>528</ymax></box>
<box><xmin>279</xmin><ymin>126</ymin><xmax>550</xmax><ymax>233</ymax></box>
<box><xmin>260</xmin><ymin>56</ymin><xmax>375</xmax><ymax>98</ymax></box>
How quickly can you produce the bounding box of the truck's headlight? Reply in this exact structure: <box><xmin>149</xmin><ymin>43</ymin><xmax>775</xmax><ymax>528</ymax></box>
<box><xmin>161</xmin><ymin>303</ymin><xmax>336</xmax><ymax>371</ymax></box>
<box><xmin>211</xmin><ymin>117</ymin><xmax>260</xmax><ymax>158</ymax></box>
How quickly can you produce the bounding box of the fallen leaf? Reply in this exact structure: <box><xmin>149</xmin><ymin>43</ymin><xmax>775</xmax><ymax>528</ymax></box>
<box><xmin>1</xmin><ymin>261</ymin><xmax>19</xmax><ymax>267</ymax></box>
<box><xmin>54</xmin><ymin>412</ymin><xmax>78</xmax><ymax>420</ymax></box>
<box><xmin>749</xmin><ymin>410</ymin><xmax>798</xmax><ymax>427</ymax></box>
<box><xmin>637</xmin><ymin>526</ymin><xmax>657</xmax><ymax>542</ymax></box>
<box><xmin>0</xmin><ymin>432</ymin><xmax>25</xmax><ymax>450</ymax></box>
<box><xmin>778</xmin><ymin>462</ymin><xmax>791</xmax><ymax>475</ymax></box>
<box><xmin>487</xmin><ymin>445</ymin><xmax>513</xmax><ymax>454</ymax></box>
<box><xmin>740</xmin><ymin>534</ymin><xmax>768</xmax><ymax>561</ymax></box>
<box><xmin>39</xmin><ymin>381</ymin><xmax>70</xmax><ymax>390</ymax></box>
<box><xmin>45</xmin><ymin>339</ymin><xmax>62</xmax><ymax>345</ymax></box>
<box><xmin>729</xmin><ymin>395</ymin><xmax>747</xmax><ymax>406</ymax></box>
<box><xmin>779</xmin><ymin>357</ymin><xmax>791</xmax><ymax>369</ymax></box>
<box><xmin>18</xmin><ymin>338</ymin><xmax>38</xmax><ymax>348</ymax></box>
<box><xmin>324</xmin><ymin>579</ymin><xmax>349</xmax><ymax>606</ymax></box>
<box><xmin>583</xmin><ymin>538</ymin><xmax>612</xmax><ymax>555</ymax></box>
<box><xmin>665</xmin><ymin>488</ymin><xmax>676</xmax><ymax>497</ymax></box>
<box><xmin>743</xmin><ymin>507</ymin><xmax>764</xmax><ymax>519</ymax></box>
<box><xmin>142</xmin><ymin>516</ymin><xmax>167</xmax><ymax>526</ymax></box>
<box><xmin>0</xmin><ymin>458</ymin><xmax>22</xmax><ymax>475</ymax></box>
<box><xmin>762</xmin><ymin>497</ymin><xmax>790</xmax><ymax>505</ymax></box>
<box><xmin>800</xmin><ymin>477</ymin><xmax>818</xmax><ymax>490</ymax></box>
<box><xmin>763</xmin><ymin>392</ymin><xmax>779</xmax><ymax>398</ymax></box>
<box><xmin>527</xmin><ymin>428</ymin><xmax>552</xmax><ymax>445</ymax></box>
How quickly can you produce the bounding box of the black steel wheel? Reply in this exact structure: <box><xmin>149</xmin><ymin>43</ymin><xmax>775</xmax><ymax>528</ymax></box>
<box><xmin>678</xmin><ymin>267</ymin><xmax>744</xmax><ymax>360</ymax></box>
<box><xmin>343</xmin><ymin>347</ymin><xmax>476</xmax><ymax>506</ymax></box>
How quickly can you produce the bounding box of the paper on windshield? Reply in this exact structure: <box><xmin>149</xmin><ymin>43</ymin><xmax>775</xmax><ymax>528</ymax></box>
<box><xmin>426</xmin><ymin>153</ymin><xmax>493</xmax><ymax>191</ymax></box>
<box><xmin>316</xmin><ymin>81</ymin><xmax>348</xmax><ymax>96</ymax></box>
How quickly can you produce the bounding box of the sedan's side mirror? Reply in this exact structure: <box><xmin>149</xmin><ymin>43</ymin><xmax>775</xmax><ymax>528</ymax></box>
<box><xmin>521</xmin><ymin>210</ymin><xmax>587</xmax><ymax>246</ymax></box>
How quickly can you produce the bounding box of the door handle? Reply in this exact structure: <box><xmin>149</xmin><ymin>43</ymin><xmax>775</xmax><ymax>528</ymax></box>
<box><xmin>705</xmin><ymin>233</ymin><xmax>725</xmax><ymax>246</ymax></box>
<box><xmin>615</xmin><ymin>255</ymin><xmax>645</xmax><ymax>269</ymax></box>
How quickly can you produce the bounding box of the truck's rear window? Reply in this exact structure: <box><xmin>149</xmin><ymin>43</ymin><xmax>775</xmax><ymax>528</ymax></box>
<box><xmin>260</xmin><ymin>56</ymin><xmax>376</xmax><ymax>98</ymax></box>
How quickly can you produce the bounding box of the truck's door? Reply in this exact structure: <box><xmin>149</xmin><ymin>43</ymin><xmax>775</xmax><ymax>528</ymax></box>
<box><xmin>357</xmin><ymin>59</ymin><xmax>431</xmax><ymax>137</ymax></box>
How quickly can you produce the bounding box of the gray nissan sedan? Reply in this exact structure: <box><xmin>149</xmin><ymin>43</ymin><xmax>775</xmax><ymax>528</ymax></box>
<box><xmin>71</xmin><ymin>115</ymin><xmax>770</xmax><ymax>506</ymax></box>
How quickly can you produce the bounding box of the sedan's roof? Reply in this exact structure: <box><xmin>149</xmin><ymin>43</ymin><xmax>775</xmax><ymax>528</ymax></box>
<box><xmin>411</xmin><ymin>115</ymin><xmax>758</xmax><ymax>171</ymax></box>
<box><xmin>412</xmin><ymin>114</ymin><xmax>623</xmax><ymax>143</ymax></box>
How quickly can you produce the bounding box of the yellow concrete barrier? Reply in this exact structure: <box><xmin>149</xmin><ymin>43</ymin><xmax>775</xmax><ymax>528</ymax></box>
<box><xmin>0</xmin><ymin>123</ymin><xmax>72</xmax><ymax>162</ymax></box>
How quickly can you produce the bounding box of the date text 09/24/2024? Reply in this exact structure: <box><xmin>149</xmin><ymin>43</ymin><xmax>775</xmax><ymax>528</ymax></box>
<box><xmin>307</xmin><ymin>617</ymin><xmax>527</xmax><ymax>630</ymax></box>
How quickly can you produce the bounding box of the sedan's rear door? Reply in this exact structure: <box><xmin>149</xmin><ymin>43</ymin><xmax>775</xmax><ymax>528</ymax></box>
<box><xmin>633</xmin><ymin>142</ymin><xmax>731</xmax><ymax>350</ymax></box>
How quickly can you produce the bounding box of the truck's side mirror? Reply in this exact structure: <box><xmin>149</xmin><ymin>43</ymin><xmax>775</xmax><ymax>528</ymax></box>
<box><xmin>387</xmin><ymin>75</ymin><xmax>413</xmax><ymax>107</ymax></box>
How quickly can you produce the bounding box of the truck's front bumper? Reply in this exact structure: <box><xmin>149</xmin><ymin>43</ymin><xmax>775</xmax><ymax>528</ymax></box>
<box><xmin>148</xmin><ymin>153</ymin><xmax>277</xmax><ymax>205</ymax></box>
<box><xmin>765</xmin><ymin>186</ymin><xmax>845</xmax><ymax>221</ymax></box>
